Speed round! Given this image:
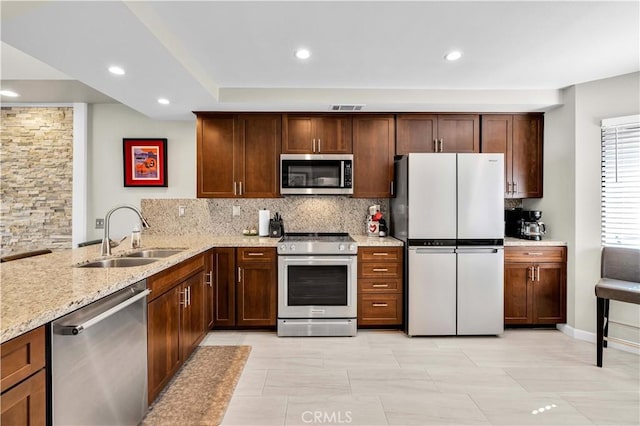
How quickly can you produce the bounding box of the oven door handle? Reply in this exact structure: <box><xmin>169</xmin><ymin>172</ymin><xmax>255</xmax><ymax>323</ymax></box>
<box><xmin>280</xmin><ymin>256</ymin><xmax>355</xmax><ymax>263</ymax></box>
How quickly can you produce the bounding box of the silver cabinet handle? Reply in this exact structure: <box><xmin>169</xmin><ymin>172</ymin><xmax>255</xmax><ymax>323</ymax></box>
<box><xmin>206</xmin><ymin>271</ymin><xmax>212</xmax><ymax>287</ymax></box>
<box><xmin>372</xmin><ymin>303</ymin><xmax>388</xmax><ymax>307</ymax></box>
<box><xmin>247</xmin><ymin>252</ymin><xmax>264</xmax><ymax>256</ymax></box>
<box><xmin>372</xmin><ymin>284</ymin><xmax>389</xmax><ymax>288</ymax></box>
<box><xmin>180</xmin><ymin>288</ymin><xmax>187</xmax><ymax>306</ymax></box>
<box><xmin>238</xmin><ymin>267</ymin><xmax>241</xmax><ymax>283</ymax></box>
<box><xmin>312</xmin><ymin>138</ymin><xmax>316</xmax><ymax>152</ymax></box>
<box><xmin>372</xmin><ymin>252</ymin><xmax>389</xmax><ymax>256</ymax></box>
<box><xmin>536</xmin><ymin>266</ymin><xmax>540</xmax><ymax>282</ymax></box>
<box><xmin>390</xmin><ymin>181</ymin><xmax>394</xmax><ymax>196</ymax></box>
<box><xmin>507</xmin><ymin>181</ymin><xmax>512</xmax><ymax>194</ymax></box>
<box><xmin>438</xmin><ymin>139</ymin><xmax>443</xmax><ymax>152</ymax></box>
<box><xmin>433</xmin><ymin>139</ymin><xmax>437</xmax><ymax>152</ymax></box>
<box><xmin>373</xmin><ymin>268</ymin><xmax>389</xmax><ymax>272</ymax></box>
<box><xmin>529</xmin><ymin>266</ymin><xmax>534</xmax><ymax>282</ymax></box>
<box><xmin>526</xmin><ymin>252</ymin><xmax>544</xmax><ymax>256</ymax></box>
<box><xmin>239</xmin><ymin>181</ymin><xmax>242</xmax><ymax>195</ymax></box>
<box><xmin>318</xmin><ymin>139</ymin><xmax>321</xmax><ymax>152</ymax></box>
<box><xmin>513</xmin><ymin>181</ymin><xmax>518</xmax><ymax>194</ymax></box>
<box><xmin>187</xmin><ymin>286</ymin><xmax>192</xmax><ymax>306</ymax></box>
<box><xmin>233</xmin><ymin>182</ymin><xmax>237</xmax><ymax>195</ymax></box>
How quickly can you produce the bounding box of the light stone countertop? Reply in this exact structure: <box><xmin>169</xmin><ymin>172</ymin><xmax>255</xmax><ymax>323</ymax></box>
<box><xmin>1</xmin><ymin>234</ymin><xmax>403</xmax><ymax>344</ymax></box>
<box><xmin>504</xmin><ymin>237</ymin><xmax>567</xmax><ymax>247</ymax></box>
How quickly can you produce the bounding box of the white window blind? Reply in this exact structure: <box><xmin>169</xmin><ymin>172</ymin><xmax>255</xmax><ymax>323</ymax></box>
<box><xmin>601</xmin><ymin>115</ymin><xmax>640</xmax><ymax>248</ymax></box>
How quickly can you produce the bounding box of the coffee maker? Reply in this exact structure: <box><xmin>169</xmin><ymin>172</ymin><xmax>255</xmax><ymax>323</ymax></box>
<box><xmin>505</xmin><ymin>208</ymin><xmax>547</xmax><ymax>240</ymax></box>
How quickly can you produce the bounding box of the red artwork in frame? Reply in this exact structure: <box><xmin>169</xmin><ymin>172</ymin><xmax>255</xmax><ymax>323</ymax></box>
<box><xmin>123</xmin><ymin>138</ymin><xmax>167</xmax><ymax>187</ymax></box>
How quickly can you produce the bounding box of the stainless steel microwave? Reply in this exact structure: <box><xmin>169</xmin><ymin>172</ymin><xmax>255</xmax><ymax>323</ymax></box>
<box><xmin>280</xmin><ymin>154</ymin><xmax>353</xmax><ymax>195</ymax></box>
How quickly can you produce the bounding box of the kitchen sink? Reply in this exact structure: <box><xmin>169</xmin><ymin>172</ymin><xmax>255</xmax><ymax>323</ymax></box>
<box><xmin>77</xmin><ymin>258</ymin><xmax>158</xmax><ymax>268</ymax></box>
<box><xmin>125</xmin><ymin>248</ymin><xmax>186</xmax><ymax>258</ymax></box>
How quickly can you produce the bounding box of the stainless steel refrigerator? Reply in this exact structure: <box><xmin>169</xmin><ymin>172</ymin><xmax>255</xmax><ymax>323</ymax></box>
<box><xmin>391</xmin><ymin>153</ymin><xmax>504</xmax><ymax>336</ymax></box>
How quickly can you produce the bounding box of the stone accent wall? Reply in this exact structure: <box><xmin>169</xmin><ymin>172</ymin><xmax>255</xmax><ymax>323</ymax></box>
<box><xmin>0</xmin><ymin>107</ymin><xmax>73</xmax><ymax>255</ymax></box>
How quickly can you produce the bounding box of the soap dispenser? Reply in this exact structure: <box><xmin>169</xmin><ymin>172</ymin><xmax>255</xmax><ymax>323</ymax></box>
<box><xmin>131</xmin><ymin>224</ymin><xmax>141</xmax><ymax>249</ymax></box>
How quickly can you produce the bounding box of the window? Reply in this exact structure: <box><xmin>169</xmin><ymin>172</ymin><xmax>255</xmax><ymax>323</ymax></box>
<box><xmin>601</xmin><ymin>115</ymin><xmax>640</xmax><ymax>248</ymax></box>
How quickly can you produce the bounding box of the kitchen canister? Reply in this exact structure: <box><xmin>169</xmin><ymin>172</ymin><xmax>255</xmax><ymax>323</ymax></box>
<box><xmin>258</xmin><ymin>208</ymin><xmax>270</xmax><ymax>237</ymax></box>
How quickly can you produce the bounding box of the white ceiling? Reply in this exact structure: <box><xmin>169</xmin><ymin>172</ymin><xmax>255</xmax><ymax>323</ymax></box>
<box><xmin>1</xmin><ymin>1</ymin><xmax>638</xmax><ymax>120</ymax></box>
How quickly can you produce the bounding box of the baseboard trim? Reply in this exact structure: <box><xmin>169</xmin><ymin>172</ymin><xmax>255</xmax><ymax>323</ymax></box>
<box><xmin>557</xmin><ymin>323</ymin><xmax>640</xmax><ymax>355</ymax></box>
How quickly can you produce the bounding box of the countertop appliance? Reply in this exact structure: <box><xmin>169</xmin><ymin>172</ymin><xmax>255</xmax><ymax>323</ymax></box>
<box><xmin>51</xmin><ymin>280</ymin><xmax>150</xmax><ymax>425</ymax></box>
<box><xmin>277</xmin><ymin>232</ymin><xmax>358</xmax><ymax>336</ymax></box>
<box><xmin>391</xmin><ymin>153</ymin><xmax>504</xmax><ymax>336</ymax></box>
<box><xmin>505</xmin><ymin>208</ymin><xmax>546</xmax><ymax>240</ymax></box>
<box><xmin>280</xmin><ymin>154</ymin><xmax>353</xmax><ymax>195</ymax></box>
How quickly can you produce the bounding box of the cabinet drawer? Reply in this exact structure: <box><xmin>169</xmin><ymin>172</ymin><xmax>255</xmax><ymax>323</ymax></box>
<box><xmin>358</xmin><ymin>247</ymin><xmax>402</xmax><ymax>262</ymax></box>
<box><xmin>359</xmin><ymin>279</ymin><xmax>401</xmax><ymax>293</ymax></box>
<box><xmin>505</xmin><ymin>246</ymin><xmax>566</xmax><ymax>263</ymax></box>
<box><xmin>358</xmin><ymin>294</ymin><xmax>402</xmax><ymax>325</ymax></box>
<box><xmin>237</xmin><ymin>247</ymin><xmax>276</xmax><ymax>262</ymax></box>
<box><xmin>148</xmin><ymin>254</ymin><xmax>205</xmax><ymax>302</ymax></box>
<box><xmin>1</xmin><ymin>326</ymin><xmax>45</xmax><ymax>393</ymax></box>
<box><xmin>359</xmin><ymin>262</ymin><xmax>401</xmax><ymax>278</ymax></box>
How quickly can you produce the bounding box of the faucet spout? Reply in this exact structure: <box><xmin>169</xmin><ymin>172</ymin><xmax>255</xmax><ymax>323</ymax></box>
<box><xmin>101</xmin><ymin>204</ymin><xmax>150</xmax><ymax>256</ymax></box>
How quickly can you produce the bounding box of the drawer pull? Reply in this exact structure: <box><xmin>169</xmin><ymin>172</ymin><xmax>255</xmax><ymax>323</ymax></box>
<box><xmin>247</xmin><ymin>252</ymin><xmax>264</xmax><ymax>256</ymax></box>
<box><xmin>372</xmin><ymin>284</ymin><xmax>389</xmax><ymax>288</ymax></box>
<box><xmin>372</xmin><ymin>252</ymin><xmax>389</xmax><ymax>256</ymax></box>
<box><xmin>372</xmin><ymin>303</ymin><xmax>388</xmax><ymax>307</ymax></box>
<box><xmin>373</xmin><ymin>268</ymin><xmax>389</xmax><ymax>272</ymax></box>
<box><xmin>526</xmin><ymin>252</ymin><xmax>544</xmax><ymax>256</ymax></box>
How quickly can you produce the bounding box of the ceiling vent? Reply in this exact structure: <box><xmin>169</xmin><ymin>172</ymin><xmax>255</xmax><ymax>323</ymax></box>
<box><xmin>330</xmin><ymin>104</ymin><xmax>364</xmax><ymax>111</ymax></box>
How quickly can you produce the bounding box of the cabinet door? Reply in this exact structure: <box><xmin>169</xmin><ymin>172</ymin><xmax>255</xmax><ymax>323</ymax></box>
<box><xmin>205</xmin><ymin>250</ymin><xmax>215</xmax><ymax>330</ymax></box>
<box><xmin>512</xmin><ymin>114</ymin><xmax>543</xmax><ymax>198</ymax></box>
<box><xmin>353</xmin><ymin>115</ymin><xmax>395</xmax><ymax>198</ymax></box>
<box><xmin>317</xmin><ymin>116</ymin><xmax>352</xmax><ymax>153</ymax></box>
<box><xmin>147</xmin><ymin>286</ymin><xmax>181</xmax><ymax>404</ymax></box>
<box><xmin>1</xmin><ymin>369</ymin><xmax>45</xmax><ymax>426</ymax></box>
<box><xmin>197</xmin><ymin>115</ymin><xmax>237</xmax><ymax>197</ymax></box>
<box><xmin>237</xmin><ymin>114</ymin><xmax>281</xmax><ymax>197</ymax></box>
<box><xmin>438</xmin><ymin>114</ymin><xmax>480</xmax><ymax>153</ymax></box>
<box><xmin>504</xmin><ymin>263</ymin><xmax>532</xmax><ymax>324</ymax></box>
<box><xmin>481</xmin><ymin>115</ymin><xmax>513</xmax><ymax>196</ymax></box>
<box><xmin>237</xmin><ymin>255</ymin><xmax>277</xmax><ymax>326</ymax></box>
<box><xmin>181</xmin><ymin>273</ymin><xmax>206</xmax><ymax>359</ymax></box>
<box><xmin>396</xmin><ymin>114</ymin><xmax>438</xmax><ymax>154</ymax></box>
<box><xmin>214</xmin><ymin>248</ymin><xmax>236</xmax><ymax>327</ymax></box>
<box><xmin>283</xmin><ymin>116</ymin><xmax>314</xmax><ymax>153</ymax></box>
<box><xmin>533</xmin><ymin>263</ymin><xmax>566</xmax><ymax>324</ymax></box>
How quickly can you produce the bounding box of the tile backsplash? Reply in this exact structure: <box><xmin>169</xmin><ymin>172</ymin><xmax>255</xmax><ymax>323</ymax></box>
<box><xmin>142</xmin><ymin>197</ymin><xmax>389</xmax><ymax>236</ymax></box>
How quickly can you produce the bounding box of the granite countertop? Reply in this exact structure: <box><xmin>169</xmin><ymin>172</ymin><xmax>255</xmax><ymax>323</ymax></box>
<box><xmin>504</xmin><ymin>237</ymin><xmax>567</xmax><ymax>247</ymax></box>
<box><xmin>1</xmin><ymin>234</ymin><xmax>403</xmax><ymax>344</ymax></box>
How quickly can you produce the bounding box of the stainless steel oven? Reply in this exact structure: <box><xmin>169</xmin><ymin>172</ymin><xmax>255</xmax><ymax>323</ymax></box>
<box><xmin>277</xmin><ymin>233</ymin><xmax>357</xmax><ymax>336</ymax></box>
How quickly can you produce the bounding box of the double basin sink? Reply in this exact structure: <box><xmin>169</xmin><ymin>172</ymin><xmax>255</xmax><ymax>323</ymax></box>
<box><xmin>77</xmin><ymin>248</ymin><xmax>186</xmax><ymax>268</ymax></box>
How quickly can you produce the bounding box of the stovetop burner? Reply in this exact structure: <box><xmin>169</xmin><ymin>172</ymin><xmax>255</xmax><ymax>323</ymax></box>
<box><xmin>278</xmin><ymin>232</ymin><xmax>357</xmax><ymax>255</ymax></box>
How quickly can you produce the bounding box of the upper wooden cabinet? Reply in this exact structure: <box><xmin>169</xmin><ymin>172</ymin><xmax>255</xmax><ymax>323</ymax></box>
<box><xmin>282</xmin><ymin>115</ymin><xmax>352</xmax><ymax>154</ymax></box>
<box><xmin>396</xmin><ymin>114</ymin><xmax>479</xmax><ymax>154</ymax></box>
<box><xmin>196</xmin><ymin>113</ymin><xmax>281</xmax><ymax>198</ymax></box>
<box><xmin>481</xmin><ymin>114</ymin><xmax>543</xmax><ymax>198</ymax></box>
<box><xmin>353</xmin><ymin>115</ymin><xmax>395</xmax><ymax>198</ymax></box>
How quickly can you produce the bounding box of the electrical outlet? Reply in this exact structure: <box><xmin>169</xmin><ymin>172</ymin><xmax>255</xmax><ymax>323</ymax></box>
<box><xmin>232</xmin><ymin>205</ymin><xmax>240</xmax><ymax>217</ymax></box>
<box><xmin>95</xmin><ymin>218</ymin><xmax>105</xmax><ymax>229</ymax></box>
<box><xmin>178</xmin><ymin>205</ymin><xmax>186</xmax><ymax>217</ymax></box>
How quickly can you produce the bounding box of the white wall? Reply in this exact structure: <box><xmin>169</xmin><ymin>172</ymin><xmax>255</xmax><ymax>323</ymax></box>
<box><xmin>526</xmin><ymin>72</ymin><xmax>640</xmax><ymax>343</ymax></box>
<box><xmin>87</xmin><ymin>104</ymin><xmax>195</xmax><ymax>241</ymax></box>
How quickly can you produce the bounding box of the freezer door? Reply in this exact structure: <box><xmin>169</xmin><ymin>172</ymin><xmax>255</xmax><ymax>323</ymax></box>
<box><xmin>456</xmin><ymin>248</ymin><xmax>504</xmax><ymax>335</ymax></box>
<box><xmin>457</xmin><ymin>154</ymin><xmax>504</xmax><ymax>239</ymax></box>
<box><xmin>408</xmin><ymin>247</ymin><xmax>457</xmax><ymax>336</ymax></box>
<box><xmin>408</xmin><ymin>153</ymin><xmax>457</xmax><ymax>239</ymax></box>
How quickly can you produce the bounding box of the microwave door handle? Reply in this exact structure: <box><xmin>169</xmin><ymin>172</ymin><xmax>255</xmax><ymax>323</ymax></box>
<box><xmin>340</xmin><ymin>161</ymin><xmax>344</xmax><ymax>187</ymax></box>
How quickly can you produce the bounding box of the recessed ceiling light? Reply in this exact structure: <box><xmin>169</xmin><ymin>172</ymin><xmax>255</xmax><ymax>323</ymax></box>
<box><xmin>295</xmin><ymin>48</ymin><xmax>311</xmax><ymax>60</ymax></box>
<box><xmin>0</xmin><ymin>90</ymin><xmax>19</xmax><ymax>97</ymax></box>
<box><xmin>445</xmin><ymin>51</ymin><xmax>463</xmax><ymax>61</ymax></box>
<box><xmin>108</xmin><ymin>66</ymin><xmax>125</xmax><ymax>75</ymax></box>
<box><xmin>157</xmin><ymin>98</ymin><xmax>170</xmax><ymax>105</ymax></box>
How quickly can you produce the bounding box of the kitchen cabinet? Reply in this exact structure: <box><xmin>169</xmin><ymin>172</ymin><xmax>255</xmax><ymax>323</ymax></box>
<box><xmin>481</xmin><ymin>114</ymin><xmax>543</xmax><ymax>198</ymax></box>
<box><xmin>282</xmin><ymin>114</ymin><xmax>352</xmax><ymax>154</ymax></box>
<box><xmin>147</xmin><ymin>254</ymin><xmax>206</xmax><ymax>404</ymax></box>
<box><xmin>1</xmin><ymin>326</ymin><xmax>46</xmax><ymax>426</ymax></box>
<box><xmin>196</xmin><ymin>113</ymin><xmax>281</xmax><ymax>198</ymax></box>
<box><xmin>213</xmin><ymin>247</ymin><xmax>277</xmax><ymax>328</ymax></box>
<box><xmin>396</xmin><ymin>114</ymin><xmax>480</xmax><ymax>154</ymax></box>
<box><xmin>357</xmin><ymin>247</ymin><xmax>403</xmax><ymax>327</ymax></box>
<box><xmin>353</xmin><ymin>115</ymin><xmax>395</xmax><ymax>198</ymax></box>
<box><xmin>504</xmin><ymin>246</ymin><xmax>566</xmax><ymax>325</ymax></box>
<box><xmin>204</xmin><ymin>249</ymin><xmax>215</xmax><ymax>329</ymax></box>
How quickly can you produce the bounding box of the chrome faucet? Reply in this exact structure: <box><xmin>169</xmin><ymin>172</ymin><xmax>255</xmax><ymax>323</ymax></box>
<box><xmin>101</xmin><ymin>204</ymin><xmax>150</xmax><ymax>256</ymax></box>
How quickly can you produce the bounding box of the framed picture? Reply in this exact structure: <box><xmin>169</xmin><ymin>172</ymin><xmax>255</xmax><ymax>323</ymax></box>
<box><xmin>123</xmin><ymin>138</ymin><xmax>167</xmax><ymax>187</ymax></box>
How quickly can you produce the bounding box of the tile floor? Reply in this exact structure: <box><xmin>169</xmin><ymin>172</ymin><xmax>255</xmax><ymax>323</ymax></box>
<box><xmin>200</xmin><ymin>329</ymin><xmax>639</xmax><ymax>426</ymax></box>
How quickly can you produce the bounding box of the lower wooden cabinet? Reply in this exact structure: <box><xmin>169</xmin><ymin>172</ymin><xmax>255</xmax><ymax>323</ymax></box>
<box><xmin>1</xmin><ymin>326</ymin><xmax>46</xmax><ymax>426</ymax></box>
<box><xmin>147</xmin><ymin>254</ymin><xmax>206</xmax><ymax>404</ymax></box>
<box><xmin>213</xmin><ymin>247</ymin><xmax>277</xmax><ymax>328</ymax></box>
<box><xmin>504</xmin><ymin>246</ymin><xmax>567</xmax><ymax>325</ymax></box>
<box><xmin>357</xmin><ymin>247</ymin><xmax>403</xmax><ymax>327</ymax></box>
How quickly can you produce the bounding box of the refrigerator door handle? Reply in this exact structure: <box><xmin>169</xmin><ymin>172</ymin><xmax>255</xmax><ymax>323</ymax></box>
<box><xmin>411</xmin><ymin>247</ymin><xmax>456</xmax><ymax>254</ymax></box>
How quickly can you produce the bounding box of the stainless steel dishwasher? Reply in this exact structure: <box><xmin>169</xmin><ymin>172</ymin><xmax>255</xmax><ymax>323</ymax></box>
<box><xmin>51</xmin><ymin>280</ymin><xmax>150</xmax><ymax>425</ymax></box>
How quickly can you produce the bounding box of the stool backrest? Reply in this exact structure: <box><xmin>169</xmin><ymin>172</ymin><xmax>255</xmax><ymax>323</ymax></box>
<box><xmin>601</xmin><ymin>246</ymin><xmax>640</xmax><ymax>283</ymax></box>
